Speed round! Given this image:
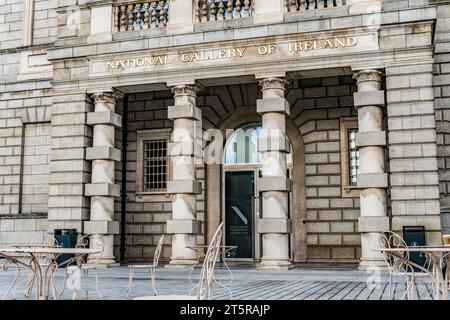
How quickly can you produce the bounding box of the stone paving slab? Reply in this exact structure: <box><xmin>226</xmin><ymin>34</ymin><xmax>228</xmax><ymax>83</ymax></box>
<box><xmin>0</xmin><ymin>265</ymin><xmax>436</xmax><ymax>300</ymax></box>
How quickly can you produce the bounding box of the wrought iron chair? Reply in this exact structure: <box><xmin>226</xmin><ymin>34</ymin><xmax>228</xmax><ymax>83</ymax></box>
<box><xmin>134</xmin><ymin>222</ymin><xmax>225</xmax><ymax>300</ymax></box>
<box><xmin>126</xmin><ymin>234</ymin><xmax>165</xmax><ymax>298</ymax></box>
<box><xmin>379</xmin><ymin>231</ymin><xmax>434</xmax><ymax>300</ymax></box>
<box><xmin>58</xmin><ymin>234</ymin><xmax>104</xmax><ymax>300</ymax></box>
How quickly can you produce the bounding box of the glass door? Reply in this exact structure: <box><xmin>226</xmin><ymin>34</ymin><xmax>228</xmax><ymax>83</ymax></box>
<box><xmin>224</xmin><ymin>171</ymin><xmax>255</xmax><ymax>259</ymax></box>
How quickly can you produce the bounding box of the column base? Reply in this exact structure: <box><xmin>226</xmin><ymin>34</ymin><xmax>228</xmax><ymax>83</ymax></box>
<box><xmin>257</xmin><ymin>259</ymin><xmax>293</xmax><ymax>270</ymax></box>
<box><xmin>87</xmin><ymin>257</ymin><xmax>118</xmax><ymax>267</ymax></box>
<box><xmin>358</xmin><ymin>258</ymin><xmax>388</xmax><ymax>271</ymax></box>
<box><xmin>165</xmin><ymin>259</ymin><xmax>198</xmax><ymax>269</ymax></box>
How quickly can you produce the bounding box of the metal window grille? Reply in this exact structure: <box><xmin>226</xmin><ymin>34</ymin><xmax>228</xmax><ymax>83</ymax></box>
<box><xmin>348</xmin><ymin>128</ymin><xmax>360</xmax><ymax>186</ymax></box>
<box><xmin>143</xmin><ymin>139</ymin><xmax>167</xmax><ymax>192</ymax></box>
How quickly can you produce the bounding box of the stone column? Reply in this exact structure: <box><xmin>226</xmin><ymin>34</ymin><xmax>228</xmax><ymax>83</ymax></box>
<box><xmin>166</xmin><ymin>84</ymin><xmax>202</xmax><ymax>268</ymax></box>
<box><xmin>256</xmin><ymin>78</ymin><xmax>292</xmax><ymax>270</ymax></box>
<box><xmin>353</xmin><ymin>70</ymin><xmax>389</xmax><ymax>270</ymax></box>
<box><xmin>84</xmin><ymin>91</ymin><xmax>121</xmax><ymax>265</ymax></box>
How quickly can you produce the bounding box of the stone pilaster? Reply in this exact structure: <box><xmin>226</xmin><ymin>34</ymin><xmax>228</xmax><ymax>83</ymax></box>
<box><xmin>353</xmin><ymin>70</ymin><xmax>389</xmax><ymax>270</ymax></box>
<box><xmin>166</xmin><ymin>84</ymin><xmax>202</xmax><ymax>268</ymax></box>
<box><xmin>386</xmin><ymin>62</ymin><xmax>442</xmax><ymax>245</ymax></box>
<box><xmin>48</xmin><ymin>93</ymin><xmax>93</xmax><ymax>235</ymax></box>
<box><xmin>84</xmin><ymin>91</ymin><xmax>122</xmax><ymax>265</ymax></box>
<box><xmin>256</xmin><ymin>78</ymin><xmax>292</xmax><ymax>270</ymax></box>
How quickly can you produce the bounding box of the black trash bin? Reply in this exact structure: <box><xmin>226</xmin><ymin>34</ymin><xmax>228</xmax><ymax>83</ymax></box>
<box><xmin>403</xmin><ymin>226</ymin><xmax>427</xmax><ymax>272</ymax></box>
<box><xmin>54</xmin><ymin>229</ymin><xmax>77</xmax><ymax>266</ymax></box>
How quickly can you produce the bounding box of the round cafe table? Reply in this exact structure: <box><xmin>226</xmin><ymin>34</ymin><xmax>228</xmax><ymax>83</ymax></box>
<box><xmin>375</xmin><ymin>246</ymin><xmax>450</xmax><ymax>300</ymax></box>
<box><xmin>0</xmin><ymin>247</ymin><xmax>100</xmax><ymax>300</ymax></box>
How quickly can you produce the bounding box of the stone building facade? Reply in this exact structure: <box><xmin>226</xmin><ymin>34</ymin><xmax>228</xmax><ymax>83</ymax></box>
<box><xmin>0</xmin><ymin>0</ymin><xmax>449</xmax><ymax>269</ymax></box>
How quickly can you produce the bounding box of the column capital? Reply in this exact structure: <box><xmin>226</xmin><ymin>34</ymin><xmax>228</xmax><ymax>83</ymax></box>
<box><xmin>90</xmin><ymin>91</ymin><xmax>119</xmax><ymax>104</ymax></box>
<box><xmin>170</xmin><ymin>84</ymin><xmax>201</xmax><ymax>98</ymax></box>
<box><xmin>258</xmin><ymin>78</ymin><xmax>289</xmax><ymax>92</ymax></box>
<box><xmin>353</xmin><ymin>69</ymin><xmax>383</xmax><ymax>85</ymax></box>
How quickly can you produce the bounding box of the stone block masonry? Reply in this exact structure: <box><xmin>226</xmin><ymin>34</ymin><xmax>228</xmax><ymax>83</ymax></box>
<box><xmin>387</xmin><ymin>62</ymin><xmax>442</xmax><ymax>245</ymax></box>
<box><xmin>0</xmin><ymin>0</ymin><xmax>23</xmax><ymax>50</ymax></box>
<box><xmin>288</xmin><ymin>76</ymin><xmax>361</xmax><ymax>263</ymax></box>
<box><xmin>32</xmin><ymin>0</ymin><xmax>58</xmax><ymax>45</ymax></box>
<box><xmin>434</xmin><ymin>3</ymin><xmax>450</xmax><ymax>235</ymax></box>
<box><xmin>47</xmin><ymin>93</ymin><xmax>93</xmax><ymax>233</ymax></box>
<box><xmin>21</xmin><ymin>123</ymin><xmax>51</xmax><ymax>214</ymax></box>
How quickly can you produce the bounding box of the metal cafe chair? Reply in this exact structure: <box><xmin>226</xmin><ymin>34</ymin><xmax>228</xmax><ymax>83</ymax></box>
<box><xmin>134</xmin><ymin>222</ymin><xmax>225</xmax><ymax>300</ymax></box>
<box><xmin>379</xmin><ymin>231</ymin><xmax>435</xmax><ymax>300</ymax></box>
<box><xmin>126</xmin><ymin>234</ymin><xmax>165</xmax><ymax>298</ymax></box>
<box><xmin>58</xmin><ymin>234</ymin><xmax>105</xmax><ymax>300</ymax></box>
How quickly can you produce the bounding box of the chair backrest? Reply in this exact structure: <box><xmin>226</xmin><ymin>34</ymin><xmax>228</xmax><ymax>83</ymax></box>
<box><xmin>196</xmin><ymin>222</ymin><xmax>224</xmax><ymax>300</ymax></box>
<box><xmin>74</xmin><ymin>234</ymin><xmax>105</xmax><ymax>266</ymax></box>
<box><xmin>153</xmin><ymin>234</ymin><xmax>165</xmax><ymax>267</ymax></box>
<box><xmin>26</xmin><ymin>234</ymin><xmax>61</xmax><ymax>265</ymax></box>
<box><xmin>379</xmin><ymin>231</ymin><xmax>410</xmax><ymax>273</ymax></box>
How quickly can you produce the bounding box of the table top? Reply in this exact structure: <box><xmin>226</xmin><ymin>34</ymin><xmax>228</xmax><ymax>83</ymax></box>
<box><xmin>0</xmin><ymin>247</ymin><xmax>100</xmax><ymax>255</ymax></box>
<box><xmin>186</xmin><ymin>245</ymin><xmax>237</xmax><ymax>249</ymax></box>
<box><xmin>374</xmin><ymin>246</ymin><xmax>450</xmax><ymax>253</ymax></box>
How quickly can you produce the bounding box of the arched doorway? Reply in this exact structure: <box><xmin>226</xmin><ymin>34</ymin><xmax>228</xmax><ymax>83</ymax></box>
<box><xmin>222</xmin><ymin>123</ymin><xmax>293</xmax><ymax>261</ymax></box>
<box><xmin>205</xmin><ymin>107</ymin><xmax>307</xmax><ymax>264</ymax></box>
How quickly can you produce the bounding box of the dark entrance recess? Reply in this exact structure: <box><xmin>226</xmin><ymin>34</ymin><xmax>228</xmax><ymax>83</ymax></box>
<box><xmin>403</xmin><ymin>226</ymin><xmax>427</xmax><ymax>271</ymax></box>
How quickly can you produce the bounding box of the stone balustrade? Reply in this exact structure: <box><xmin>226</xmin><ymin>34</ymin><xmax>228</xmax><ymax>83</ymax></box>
<box><xmin>196</xmin><ymin>0</ymin><xmax>254</xmax><ymax>22</ymax></box>
<box><xmin>105</xmin><ymin>0</ymin><xmax>351</xmax><ymax>34</ymax></box>
<box><xmin>286</xmin><ymin>0</ymin><xmax>345</xmax><ymax>12</ymax></box>
<box><xmin>114</xmin><ymin>0</ymin><xmax>169</xmax><ymax>32</ymax></box>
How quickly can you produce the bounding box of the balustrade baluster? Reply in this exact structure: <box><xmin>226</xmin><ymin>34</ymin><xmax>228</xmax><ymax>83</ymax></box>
<box><xmin>286</xmin><ymin>0</ymin><xmax>292</xmax><ymax>12</ymax></box>
<box><xmin>235</xmin><ymin>0</ymin><xmax>241</xmax><ymax>18</ymax></box>
<box><xmin>226</xmin><ymin>0</ymin><xmax>233</xmax><ymax>20</ymax></box>
<box><xmin>135</xmin><ymin>3</ymin><xmax>142</xmax><ymax>30</ymax></box>
<box><xmin>202</xmin><ymin>0</ymin><xmax>209</xmax><ymax>21</ymax></box>
<box><xmin>210</xmin><ymin>0</ymin><xmax>217</xmax><ymax>21</ymax></box>
<box><xmin>127</xmin><ymin>4</ymin><xmax>134</xmax><ymax>31</ymax></box>
<box><xmin>143</xmin><ymin>2</ymin><xmax>150</xmax><ymax>29</ymax></box>
<box><xmin>159</xmin><ymin>0</ymin><xmax>166</xmax><ymax>26</ymax></box>
<box><xmin>151</xmin><ymin>0</ymin><xmax>157</xmax><ymax>28</ymax></box>
<box><xmin>218</xmin><ymin>0</ymin><xmax>225</xmax><ymax>20</ymax></box>
<box><xmin>120</xmin><ymin>5</ymin><xmax>127</xmax><ymax>32</ymax></box>
<box><xmin>114</xmin><ymin>6</ymin><xmax>120</xmax><ymax>32</ymax></box>
<box><xmin>197</xmin><ymin>0</ymin><xmax>205</xmax><ymax>22</ymax></box>
<box><xmin>243</xmin><ymin>0</ymin><xmax>250</xmax><ymax>17</ymax></box>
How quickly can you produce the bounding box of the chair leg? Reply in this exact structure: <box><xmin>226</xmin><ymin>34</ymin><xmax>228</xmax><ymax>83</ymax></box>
<box><xmin>126</xmin><ymin>268</ymin><xmax>134</xmax><ymax>298</ymax></box>
<box><xmin>51</xmin><ymin>273</ymin><xmax>57</xmax><ymax>300</ymax></box>
<box><xmin>93</xmin><ymin>268</ymin><xmax>102</xmax><ymax>300</ymax></box>
<box><xmin>3</xmin><ymin>266</ymin><xmax>21</xmax><ymax>300</ymax></box>
<box><xmin>150</xmin><ymin>267</ymin><xmax>157</xmax><ymax>296</ymax></box>
<box><xmin>388</xmin><ymin>274</ymin><xmax>393</xmax><ymax>300</ymax></box>
<box><xmin>84</xmin><ymin>269</ymin><xmax>89</xmax><ymax>299</ymax></box>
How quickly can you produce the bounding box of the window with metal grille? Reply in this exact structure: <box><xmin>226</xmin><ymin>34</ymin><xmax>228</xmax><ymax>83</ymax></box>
<box><xmin>143</xmin><ymin>139</ymin><xmax>168</xmax><ymax>192</ymax></box>
<box><xmin>348</xmin><ymin>128</ymin><xmax>360</xmax><ymax>186</ymax></box>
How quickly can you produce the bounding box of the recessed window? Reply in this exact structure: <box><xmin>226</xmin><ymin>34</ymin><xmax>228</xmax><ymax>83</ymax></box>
<box><xmin>348</xmin><ymin>128</ymin><xmax>360</xmax><ymax>187</ymax></box>
<box><xmin>136</xmin><ymin>129</ymin><xmax>171</xmax><ymax>201</ymax></box>
<box><xmin>340</xmin><ymin>118</ymin><xmax>359</xmax><ymax>197</ymax></box>
<box><xmin>143</xmin><ymin>139</ymin><xmax>167</xmax><ymax>192</ymax></box>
